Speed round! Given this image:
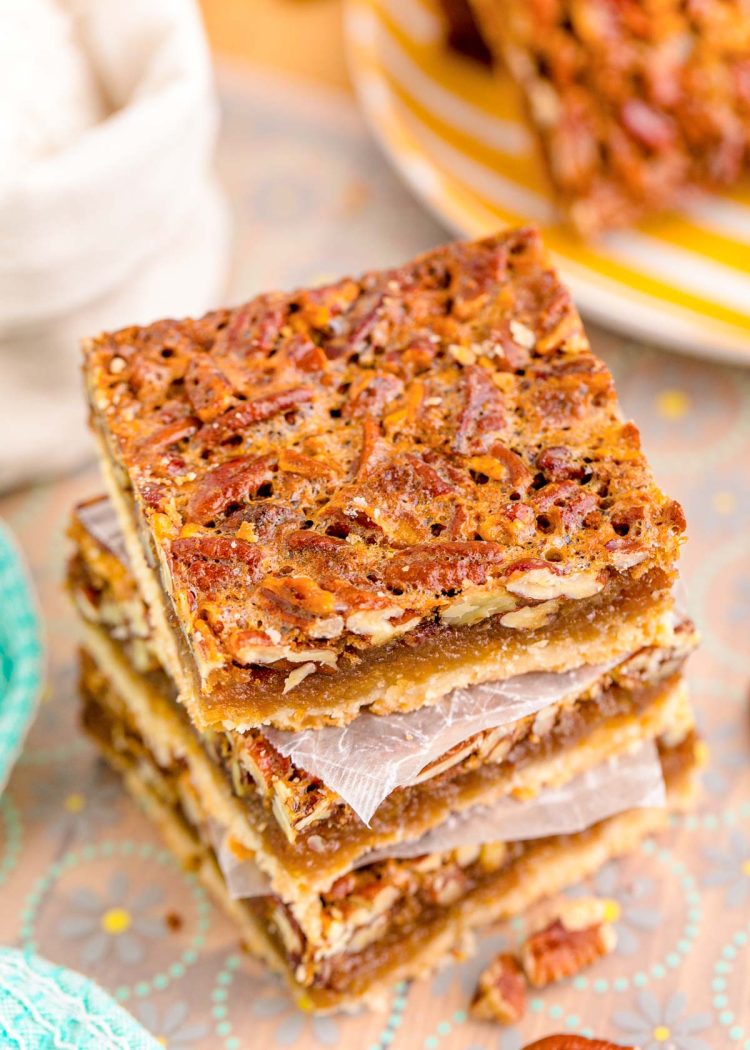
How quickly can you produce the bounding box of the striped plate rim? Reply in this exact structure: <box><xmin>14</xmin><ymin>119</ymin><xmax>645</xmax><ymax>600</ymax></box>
<box><xmin>345</xmin><ymin>0</ymin><xmax>750</xmax><ymax>365</ymax></box>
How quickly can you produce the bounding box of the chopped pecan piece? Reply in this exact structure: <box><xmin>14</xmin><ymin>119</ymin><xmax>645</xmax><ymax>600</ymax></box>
<box><xmin>170</xmin><ymin>534</ymin><xmax>262</xmax><ymax>598</ymax></box>
<box><xmin>278</xmin><ymin>449</ymin><xmax>337</xmax><ymax>479</ymax></box>
<box><xmin>356</xmin><ymin>417</ymin><xmax>389</xmax><ymax>480</ymax></box>
<box><xmin>454</xmin><ymin>364</ymin><xmax>506</xmax><ymax>454</ymax></box>
<box><xmin>402</xmin><ymin>453</ymin><xmax>458</xmax><ymax>497</ymax></box>
<box><xmin>137</xmin><ymin>417</ymin><xmax>200</xmax><ymax>456</ymax></box>
<box><xmin>259</xmin><ymin>575</ymin><xmax>341</xmax><ymax>623</ymax></box>
<box><xmin>187</xmin><ymin>456</ymin><xmax>275</xmax><ymax>524</ymax></box>
<box><xmin>286</xmin><ymin>530</ymin><xmax>347</xmax><ymax>554</ymax></box>
<box><xmin>384</xmin><ymin>540</ymin><xmax>506</xmax><ymax>594</ymax></box>
<box><xmin>521</xmin><ymin>898</ymin><xmax>617</xmax><ymax>987</ymax></box>
<box><xmin>184</xmin><ymin>354</ymin><xmax>236</xmax><ymax>421</ymax></box>
<box><xmin>470</xmin><ymin>953</ymin><xmax>526</xmax><ymax>1025</ymax></box>
<box><xmin>467</xmin><ymin>443</ymin><xmax>531</xmax><ymax>490</ymax></box>
<box><xmin>536</xmin><ymin>446</ymin><xmax>589</xmax><ymax>482</ymax></box>
<box><xmin>344</xmin><ymin>371</ymin><xmax>404</xmax><ymax>418</ymax></box>
<box><xmin>199</xmin><ymin>386</ymin><xmax>314</xmax><ymax>447</ymax></box>
<box><xmin>522</xmin><ymin>1038</ymin><xmax>637</xmax><ymax>1050</ymax></box>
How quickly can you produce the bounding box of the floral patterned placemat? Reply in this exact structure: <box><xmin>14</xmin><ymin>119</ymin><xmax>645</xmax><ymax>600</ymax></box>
<box><xmin>1</xmin><ymin>65</ymin><xmax>748</xmax><ymax>1050</ymax></box>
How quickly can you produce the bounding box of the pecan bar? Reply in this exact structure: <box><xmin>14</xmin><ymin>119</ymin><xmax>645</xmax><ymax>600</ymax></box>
<box><xmin>82</xmin><ymin>229</ymin><xmax>684</xmax><ymax>731</ymax></box>
<box><xmin>469</xmin><ymin>1</ymin><xmax>750</xmax><ymax>235</ymax></box>
<box><xmin>69</xmin><ymin>498</ymin><xmax>697</xmax><ymax>893</ymax></box>
<box><xmin>78</xmin><ymin>652</ymin><xmax>701</xmax><ymax>1012</ymax></box>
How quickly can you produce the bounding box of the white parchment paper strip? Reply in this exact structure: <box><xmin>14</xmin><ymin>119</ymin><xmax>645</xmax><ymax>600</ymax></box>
<box><xmin>265</xmin><ymin>662</ymin><xmax>615</xmax><ymax>824</ymax></box>
<box><xmin>216</xmin><ymin>742</ymin><xmax>664</xmax><ymax>899</ymax></box>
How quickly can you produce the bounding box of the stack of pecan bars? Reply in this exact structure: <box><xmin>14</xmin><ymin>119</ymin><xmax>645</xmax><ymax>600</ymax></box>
<box><xmin>68</xmin><ymin>228</ymin><xmax>700</xmax><ymax>1010</ymax></box>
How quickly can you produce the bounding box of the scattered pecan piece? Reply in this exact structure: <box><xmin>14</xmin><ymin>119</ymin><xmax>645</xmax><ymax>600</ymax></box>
<box><xmin>164</xmin><ymin>910</ymin><xmax>184</xmax><ymax>932</ymax></box>
<box><xmin>403</xmin><ymin>453</ymin><xmax>457</xmax><ymax>497</ymax></box>
<box><xmin>621</xmin><ymin>98</ymin><xmax>676</xmax><ymax>151</ymax></box>
<box><xmin>470</xmin><ymin>952</ymin><xmax>526</xmax><ymax>1025</ymax></box>
<box><xmin>522</xmin><ymin>1037</ymin><xmax>637</xmax><ymax>1050</ymax></box>
<box><xmin>521</xmin><ymin>898</ymin><xmax>617</xmax><ymax>987</ymax></box>
<box><xmin>286</xmin><ymin>530</ymin><xmax>347</xmax><ymax>554</ymax></box>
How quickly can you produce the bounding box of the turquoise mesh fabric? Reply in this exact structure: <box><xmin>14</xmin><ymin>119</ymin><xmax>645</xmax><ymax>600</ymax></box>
<box><xmin>0</xmin><ymin>948</ymin><xmax>160</xmax><ymax>1049</ymax></box>
<box><xmin>0</xmin><ymin>519</ymin><xmax>43</xmax><ymax>795</ymax></box>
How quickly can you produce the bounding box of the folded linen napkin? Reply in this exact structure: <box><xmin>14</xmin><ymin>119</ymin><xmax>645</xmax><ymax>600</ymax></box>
<box><xmin>0</xmin><ymin>0</ymin><xmax>230</xmax><ymax>492</ymax></box>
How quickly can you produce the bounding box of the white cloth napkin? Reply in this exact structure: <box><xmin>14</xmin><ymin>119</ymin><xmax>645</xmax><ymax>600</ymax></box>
<box><xmin>0</xmin><ymin>0</ymin><xmax>231</xmax><ymax>492</ymax></box>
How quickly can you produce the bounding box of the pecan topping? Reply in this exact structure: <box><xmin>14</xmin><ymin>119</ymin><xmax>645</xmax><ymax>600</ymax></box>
<box><xmin>536</xmin><ymin>446</ymin><xmax>589</xmax><ymax>482</ymax></box>
<box><xmin>278</xmin><ymin>449</ymin><xmax>337</xmax><ymax>479</ymax></box>
<box><xmin>384</xmin><ymin>541</ymin><xmax>506</xmax><ymax>594</ymax></box>
<box><xmin>241</xmin><ymin>735</ymin><xmax>292</xmax><ymax>784</ymax></box>
<box><xmin>137</xmin><ymin>417</ymin><xmax>200</xmax><ymax>456</ymax></box>
<box><xmin>170</xmin><ymin>534</ymin><xmax>261</xmax><ymax>599</ymax></box>
<box><xmin>521</xmin><ymin>898</ymin><xmax>617</xmax><ymax>987</ymax></box>
<box><xmin>213</xmin><ymin>297</ymin><xmax>286</xmax><ymax>356</ymax></box>
<box><xmin>200</xmin><ymin>387</ymin><xmax>314</xmax><ymax>447</ymax></box>
<box><xmin>468</xmin><ymin>442</ymin><xmax>532</xmax><ymax>489</ymax></box>
<box><xmin>532</xmin><ymin>481</ymin><xmax>598</xmax><ymax>530</ymax></box>
<box><xmin>621</xmin><ymin>98</ymin><xmax>676</xmax><ymax>151</ymax></box>
<box><xmin>84</xmin><ymin>228</ymin><xmax>685</xmax><ymax>714</ymax></box>
<box><xmin>470</xmin><ymin>952</ymin><xmax>526</xmax><ymax>1025</ymax></box>
<box><xmin>187</xmin><ymin>456</ymin><xmax>275</xmax><ymax>524</ymax></box>
<box><xmin>184</xmin><ymin>355</ymin><xmax>236</xmax><ymax>422</ymax></box>
<box><xmin>454</xmin><ymin>365</ymin><xmax>506</xmax><ymax>454</ymax></box>
<box><xmin>259</xmin><ymin>575</ymin><xmax>341</xmax><ymax>623</ymax></box>
<box><xmin>286</xmin><ymin>530</ymin><xmax>347</xmax><ymax>554</ymax></box>
<box><xmin>345</xmin><ymin>371</ymin><xmax>404</xmax><ymax>419</ymax></box>
<box><xmin>402</xmin><ymin>453</ymin><xmax>457</xmax><ymax>497</ymax></box>
<box><xmin>356</xmin><ymin>418</ymin><xmax>389</xmax><ymax>480</ymax></box>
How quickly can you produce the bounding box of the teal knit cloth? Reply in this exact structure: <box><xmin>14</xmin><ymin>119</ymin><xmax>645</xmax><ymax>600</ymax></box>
<box><xmin>0</xmin><ymin>519</ymin><xmax>43</xmax><ymax>795</ymax></box>
<box><xmin>0</xmin><ymin>528</ymin><xmax>159</xmax><ymax>1045</ymax></box>
<box><xmin>0</xmin><ymin>948</ymin><xmax>160</xmax><ymax>1049</ymax></box>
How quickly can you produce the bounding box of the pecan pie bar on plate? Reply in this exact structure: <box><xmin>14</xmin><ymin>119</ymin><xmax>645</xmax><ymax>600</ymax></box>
<box><xmin>467</xmin><ymin>0</ymin><xmax>750</xmax><ymax>236</ymax></box>
<box><xmin>72</xmin><ymin>228</ymin><xmax>699</xmax><ymax>1010</ymax></box>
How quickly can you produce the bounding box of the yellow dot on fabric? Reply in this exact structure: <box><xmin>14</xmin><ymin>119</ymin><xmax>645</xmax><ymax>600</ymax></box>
<box><xmin>742</xmin><ymin>859</ymin><xmax>750</xmax><ymax>876</ymax></box>
<box><xmin>156</xmin><ymin>1038</ymin><xmax>167</xmax><ymax>1047</ymax></box>
<box><xmin>653</xmin><ymin>1026</ymin><xmax>670</xmax><ymax>1042</ymax></box>
<box><xmin>713</xmin><ymin>491</ymin><xmax>736</xmax><ymax>515</ymax></box>
<box><xmin>602</xmin><ymin>898</ymin><xmax>621</xmax><ymax>923</ymax></box>
<box><xmin>64</xmin><ymin>793</ymin><xmax>85</xmax><ymax>813</ymax></box>
<box><xmin>656</xmin><ymin>389</ymin><xmax>690</xmax><ymax>420</ymax></box>
<box><xmin>101</xmin><ymin>907</ymin><xmax>132</xmax><ymax>935</ymax></box>
<box><xmin>694</xmin><ymin>740</ymin><xmax>710</xmax><ymax>767</ymax></box>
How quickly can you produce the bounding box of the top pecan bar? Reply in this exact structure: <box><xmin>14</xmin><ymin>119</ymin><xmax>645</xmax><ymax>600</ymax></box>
<box><xmin>470</xmin><ymin>0</ymin><xmax>750</xmax><ymax>235</ymax></box>
<box><xmin>83</xmin><ymin>228</ymin><xmax>684</xmax><ymax>730</ymax></box>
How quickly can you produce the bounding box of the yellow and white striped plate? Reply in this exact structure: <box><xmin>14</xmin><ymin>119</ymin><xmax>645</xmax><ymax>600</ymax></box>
<box><xmin>345</xmin><ymin>0</ymin><xmax>750</xmax><ymax>364</ymax></box>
